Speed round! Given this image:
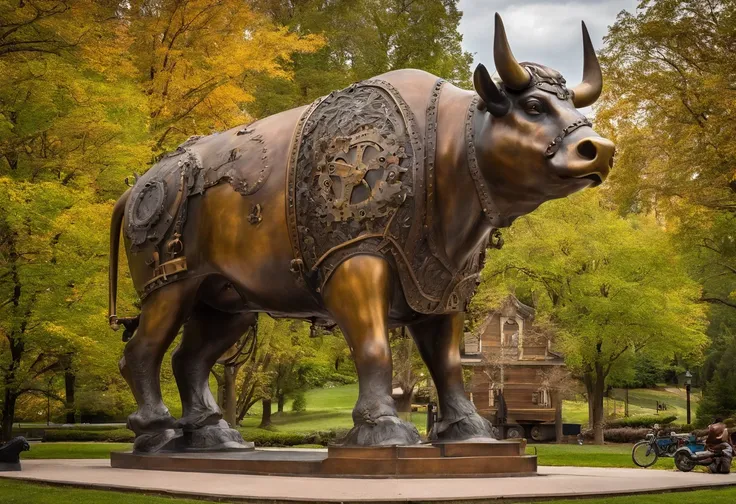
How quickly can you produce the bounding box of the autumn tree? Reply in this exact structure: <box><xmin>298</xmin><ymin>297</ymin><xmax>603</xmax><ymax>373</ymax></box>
<box><xmin>123</xmin><ymin>0</ymin><xmax>323</xmax><ymax>155</ymax></box>
<box><xmin>248</xmin><ymin>0</ymin><xmax>473</xmax><ymax>117</ymax></box>
<box><xmin>475</xmin><ymin>192</ymin><xmax>708</xmax><ymax>443</ymax></box>
<box><xmin>597</xmin><ymin>0</ymin><xmax>736</xmax><ymax>312</ymax></box>
<box><xmin>0</xmin><ymin>0</ymin><xmax>324</xmax><ymax>438</ymax></box>
<box><xmin>597</xmin><ymin>0</ymin><xmax>736</xmax><ymax>425</ymax></box>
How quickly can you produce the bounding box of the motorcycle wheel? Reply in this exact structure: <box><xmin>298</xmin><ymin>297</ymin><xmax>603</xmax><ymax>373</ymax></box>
<box><xmin>675</xmin><ymin>451</ymin><xmax>696</xmax><ymax>472</ymax></box>
<box><xmin>632</xmin><ymin>440</ymin><xmax>658</xmax><ymax>468</ymax></box>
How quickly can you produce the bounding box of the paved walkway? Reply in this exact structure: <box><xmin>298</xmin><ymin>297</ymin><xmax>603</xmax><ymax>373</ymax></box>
<box><xmin>1</xmin><ymin>459</ymin><xmax>735</xmax><ymax>502</ymax></box>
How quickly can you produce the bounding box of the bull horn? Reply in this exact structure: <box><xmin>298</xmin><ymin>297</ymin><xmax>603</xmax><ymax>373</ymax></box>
<box><xmin>571</xmin><ymin>21</ymin><xmax>603</xmax><ymax>108</ymax></box>
<box><xmin>493</xmin><ymin>13</ymin><xmax>531</xmax><ymax>90</ymax></box>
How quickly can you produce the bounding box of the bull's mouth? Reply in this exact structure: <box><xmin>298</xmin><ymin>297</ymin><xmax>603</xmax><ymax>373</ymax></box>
<box><xmin>560</xmin><ymin>172</ymin><xmax>604</xmax><ymax>187</ymax></box>
<box><xmin>577</xmin><ymin>172</ymin><xmax>603</xmax><ymax>186</ymax></box>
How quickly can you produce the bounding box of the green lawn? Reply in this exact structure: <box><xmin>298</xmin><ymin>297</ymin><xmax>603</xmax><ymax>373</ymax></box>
<box><xmin>0</xmin><ymin>479</ymin><xmax>207</xmax><ymax>504</ymax></box>
<box><xmin>1</xmin><ymin>478</ymin><xmax>735</xmax><ymax>504</ymax></box>
<box><xmin>563</xmin><ymin>386</ymin><xmax>701</xmax><ymax>425</ymax></box>
<box><xmin>535</xmin><ymin>487</ymin><xmax>736</xmax><ymax>504</ymax></box>
<box><xmin>258</xmin><ymin>383</ymin><xmax>698</xmax><ymax>431</ymax></box>
<box><xmin>23</xmin><ymin>443</ymin><xmax>132</xmax><ymax>459</ymax></box>
<box><xmin>239</xmin><ymin>383</ymin><xmax>428</xmax><ymax>435</ymax></box>
<box><xmin>526</xmin><ymin>443</ymin><xmax>676</xmax><ymax>469</ymax></box>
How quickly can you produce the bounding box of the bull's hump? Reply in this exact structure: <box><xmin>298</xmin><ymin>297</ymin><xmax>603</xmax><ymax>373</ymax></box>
<box><xmin>374</xmin><ymin>69</ymin><xmax>439</xmax><ymax>89</ymax></box>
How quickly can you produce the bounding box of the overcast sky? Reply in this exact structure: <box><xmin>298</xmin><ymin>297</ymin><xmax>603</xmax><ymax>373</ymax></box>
<box><xmin>458</xmin><ymin>0</ymin><xmax>639</xmax><ymax>83</ymax></box>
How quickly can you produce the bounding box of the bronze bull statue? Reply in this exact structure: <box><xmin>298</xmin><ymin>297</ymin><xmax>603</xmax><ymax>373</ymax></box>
<box><xmin>108</xmin><ymin>14</ymin><xmax>614</xmax><ymax>452</ymax></box>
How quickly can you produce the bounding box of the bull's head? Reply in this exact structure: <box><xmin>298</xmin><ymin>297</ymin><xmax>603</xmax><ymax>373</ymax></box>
<box><xmin>472</xmin><ymin>14</ymin><xmax>614</xmax><ymax>224</ymax></box>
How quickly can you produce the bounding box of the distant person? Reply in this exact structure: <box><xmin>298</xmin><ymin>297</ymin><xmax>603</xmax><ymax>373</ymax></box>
<box><xmin>705</xmin><ymin>418</ymin><xmax>732</xmax><ymax>474</ymax></box>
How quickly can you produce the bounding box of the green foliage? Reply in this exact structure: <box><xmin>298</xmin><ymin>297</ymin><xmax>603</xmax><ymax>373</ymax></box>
<box><xmin>581</xmin><ymin>427</ymin><xmax>651</xmax><ymax>444</ymax></box>
<box><xmin>42</xmin><ymin>428</ymin><xmax>134</xmax><ymax>443</ymax></box>
<box><xmin>291</xmin><ymin>391</ymin><xmax>307</xmax><ymax>412</ymax></box>
<box><xmin>474</xmin><ymin>191</ymin><xmax>708</xmax><ymax>441</ymax></box>
<box><xmin>696</xmin><ymin>333</ymin><xmax>736</xmax><ymax>424</ymax></box>
<box><xmin>238</xmin><ymin>427</ymin><xmax>348</xmax><ymax>447</ymax></box>
<box><xmin>0</xmin><ymin>0</ymin><xmax>323</xmax><ymax>439</ymax></box>
<box><xmin>606</xmin><ymin>415</ymin><xmax>678</xmax><ymax>429</ymax></box>
<box><xmin>248</xmin><ymin>0</ymin><xmax>473</xmax><ymax>117</ymax></box>
<box><xmin>597</xmin><ymin>0</ymin><xmax>736</xmax><ymax>429</ymax></box>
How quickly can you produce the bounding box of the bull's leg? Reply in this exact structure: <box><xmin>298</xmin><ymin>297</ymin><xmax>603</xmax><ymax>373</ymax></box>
<box><xmin>168</xmin><ymin>304</ymin><xmax>256</xmax><ymax>451</ymax></box>
<box><xmin>323</xmin><ymin>255</ymin><xmax>420</xmax><ymax>446</ymax></box>
<box><xmin>121</xmin><ymin>277</ymin><xmax>202</xmax><ymax>436</ymax></box>
<box><xmin>408</xmin><ymin>313</ymin><xmax>495</xmax><ymax>442</ymax></box>
<box><xmin>173</xmin><ymin>304</ymin><xmax>256</xmax><ymax>430</ymax></box>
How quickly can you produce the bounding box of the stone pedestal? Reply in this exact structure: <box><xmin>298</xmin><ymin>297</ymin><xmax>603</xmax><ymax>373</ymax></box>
<box><xmin>111</xmin><ymin>440</ymin><xmax>536</xmax><ymax>478</ymax></box>
<box><xmin>0</xmin><ymin>462</ymin><xmax>21</xmax><ymax>472</ymax></box>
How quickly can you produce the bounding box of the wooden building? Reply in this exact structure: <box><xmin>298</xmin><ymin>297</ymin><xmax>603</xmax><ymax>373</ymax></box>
<box><xmin>462</xmin><ymin>296</ymin><xmax>566</xmax><ymax>441</ymax></box>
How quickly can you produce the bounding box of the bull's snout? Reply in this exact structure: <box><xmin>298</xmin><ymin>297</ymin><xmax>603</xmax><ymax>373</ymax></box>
<box><xmin>573</xmin><ymin>137</ymin><xmax>615</xmax><ymax>184</ymax></box>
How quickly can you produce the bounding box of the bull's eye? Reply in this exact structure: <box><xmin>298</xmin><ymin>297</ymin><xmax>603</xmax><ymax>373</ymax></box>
<box><xmin>523</xmin><ymin>98</ymin><xmax>544</xmax><ymax>116</ymax></box>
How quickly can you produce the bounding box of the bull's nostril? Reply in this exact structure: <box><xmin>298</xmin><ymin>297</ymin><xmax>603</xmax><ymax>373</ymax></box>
<box><xmin>577</xmin><ymin>140</ymin><xmax>597</xmax><ymax>161</ymax></box>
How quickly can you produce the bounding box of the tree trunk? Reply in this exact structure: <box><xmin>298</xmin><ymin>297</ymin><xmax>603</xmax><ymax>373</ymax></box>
<box><xmin>395</xmin><ymin>390</ymin><xmax>414</xmax><ymax>413</ymax></box>
<box><xmin>223</xmin><ymin>365</ymin><xmax>237</xmax><ymax>427</ymax></box>
<box><xmin>583</xmin><ymin>373</ymin><xmax>594</xmax><ymax>429</ymax></box>
<box><xmin>2</xmin><ymin>328</ymin><xmax>24</xmax><ymax>442</ymax></box>
<box><xmin>277</xmin><ymin>394</ymin><xmax>285</xmax><ymax>413</ymax></box>
<box><xmin>589</xmin><ymin>366</ymin><xmax>606</xmax><ymax>445</ymax></box>
<box><xmin>1</xmin><ymin>390</ymin><xmax>17</xmax><ymax>442</ymax></box>
<box><xmin>64</xmin><ymin>370</ymin><xmax>76</xmax><ymax>424</ymax></box>
<box><xmin>260</xmin><ymin>399</ymin><xmax>272</xmax><ymax>428</ymax></box>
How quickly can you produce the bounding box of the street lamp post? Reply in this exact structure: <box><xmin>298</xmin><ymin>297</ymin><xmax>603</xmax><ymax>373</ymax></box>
<box><xmin>685</xmin><ymin>370</ymin><xmax>692</xmax><ymax>425</ymax></box>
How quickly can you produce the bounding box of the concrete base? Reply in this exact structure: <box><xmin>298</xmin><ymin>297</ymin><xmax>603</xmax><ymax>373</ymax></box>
<box><xmin>2</xmin><ymin>458</ymin><xmax>736</xmax><ymax>502</ymax></box>
<box><xmin>110</xmin><ymin>441</ymin><xmax>537</xmax><ymax>478</ymax></box>
<box><xmin>0</xmin><ymin>462</ymin><xmax>20</xmax><ymax>472</ymax></box>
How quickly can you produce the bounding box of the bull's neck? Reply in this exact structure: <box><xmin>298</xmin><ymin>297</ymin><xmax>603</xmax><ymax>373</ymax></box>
<box><xmin>433</xmin><ymin>89</ymin><xmax>494</xmax><ymax>269</ymax></box>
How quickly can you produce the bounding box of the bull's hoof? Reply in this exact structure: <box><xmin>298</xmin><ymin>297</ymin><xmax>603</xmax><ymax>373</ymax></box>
<box><xmin>127</xmin><ymin>406</ymin><xmax>177</xmax><ymax>435</ymax></box>
<box><xmin>429</xmin><ymin>412</ymin><xmax>496</xmax><ymax>443</ymax></box>
<box><xmin>183</xmin><ymin>420</ymin><xmax>254</xmax><ymax>451</ymax></box>
<box><xmin>133</xmin><ymin>429</ymin><xmax>182</xmax><ymax>453</ymax></box>
<box><xmin>340</xmin><ymin>415</ymin><xmax>421</xmax><ymax>446</ymax></box>
<box><xmin>174</xmin><ymin>410</ymin><xmax>222</xmax><ymax>431</ymax></box>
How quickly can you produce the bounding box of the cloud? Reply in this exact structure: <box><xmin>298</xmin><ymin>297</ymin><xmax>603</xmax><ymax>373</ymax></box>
<box><xmin>458</xmin><ymin>0</ymin><xmax>639</xmax><ymax>82</ymax></box>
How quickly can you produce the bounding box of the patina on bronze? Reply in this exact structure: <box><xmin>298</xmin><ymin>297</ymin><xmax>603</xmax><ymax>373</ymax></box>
<box><xmin>109</xmin><ymin>13</ymin><xmax>614</xmax><ymax>452</ymax></box>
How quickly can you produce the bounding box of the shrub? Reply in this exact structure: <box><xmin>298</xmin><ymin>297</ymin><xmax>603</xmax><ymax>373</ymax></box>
<box><xmin>238</xmin><ymin>428</ymin><xmax>349</xmax><ymax>447</ymax></box>
<box><xmin>581</xmin><ymin>427</ymin><xmax>650</xmax><ymax>443</ymax></box>
<box><xmin>291</xmin><ymin>392</ymin><xmax>307</xmax><ymax>412</ymax></box>
<box><xmin>43</xmin><ymin>428</ymin><xmax>134</xmax><ymax>443</ymax></box>
<box><xmin>670</xmin><ymin>423</ymin><xmax>696</xmax><ymax>433</ymax></box>
<box><xmin>606</xmin><ymin>415</ymin><xmax>677</xmax><ymax>429</ymax></box>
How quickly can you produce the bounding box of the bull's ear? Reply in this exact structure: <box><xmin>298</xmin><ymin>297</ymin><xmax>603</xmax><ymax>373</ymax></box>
<box><xmin>473</xmin><ymin>63</ymin><xmax>510</xmax><ymax>117</ymax></box>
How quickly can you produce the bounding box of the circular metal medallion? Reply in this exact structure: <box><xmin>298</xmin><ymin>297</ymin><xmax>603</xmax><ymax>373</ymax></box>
<box><xmin>131</xmin><ymin>180</ymin><xmax>165</xmax><ymax>229</ymax></box>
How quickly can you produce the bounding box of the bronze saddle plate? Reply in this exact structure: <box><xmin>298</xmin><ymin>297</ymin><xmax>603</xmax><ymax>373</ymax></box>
<box><xmin>287</xmin><ymin>80</ymin><xmax>487</xmax><ymax>314</ymax></box>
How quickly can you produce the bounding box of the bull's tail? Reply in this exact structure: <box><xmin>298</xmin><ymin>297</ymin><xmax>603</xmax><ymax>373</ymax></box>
<box><xmin>108</xmin><ymin>190</ymin><xmax>139</xmax><ymax>340</ymax></box>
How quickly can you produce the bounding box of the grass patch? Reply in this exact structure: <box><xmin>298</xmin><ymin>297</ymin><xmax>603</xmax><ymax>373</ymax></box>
<box><xmin>534</xmin><ymin>487</ymin><xmax>736</xmax><ymax>504</ymax></box>
<box><xmin>237</xmin><ymin>383</ymin><xmax>428</xmax><ymax>442</ymax></box>
<box><xmin>1</xmin><ymin>477</ymin><xmax>735</xmax><ymax>504</ymax></box>
<box><xmin>527</xmin><ymin>443</ymin><xmax>675</xmax><ymax>469</ymax></box>
<box><xmin>0</xmin><ymin>479</ymin><xmax>212</xmax><ymax>503</ymax></box>
<box><xmin>563</xmin><ymin>386</ymin><xmax>702</xmax><ymax>425</ymax></box>
<box><xmin>22</xmin><ymin>443</ymin><xmax>132</xmax><ymax>460</ymax></box>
